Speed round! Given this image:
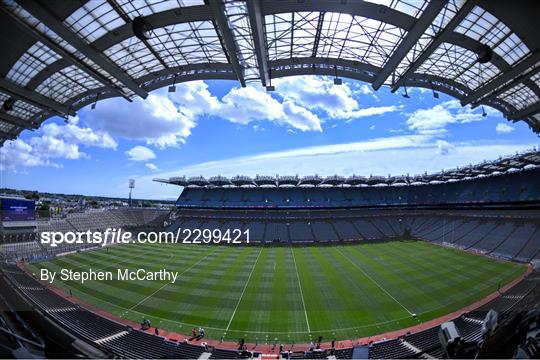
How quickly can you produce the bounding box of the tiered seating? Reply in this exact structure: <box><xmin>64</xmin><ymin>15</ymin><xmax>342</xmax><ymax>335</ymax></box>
<box><xmin>514</xmin><ymin>227</ymin><xmax>540</xmax><ymax>262</ymax></box>
<box><xmin>100</xmin><ymin>330</ymin><xmax>205</xmax><ymax>359</ymax></box>
<box><xmin>1</xmin><ymin>208</ymin><xmax>168</xmax><ymax>261</ymax></box>
<box><xmin>0</xmin><ymin>265</ymin><xmax>208</xmax><ymax>359</ymax></box>
<box><xmin>167</xmin><ymin>207</ymin><xmax>540</xmax><ymax>261</ymax></box>
<box><xmin>0</xmin><ymin>241</ymin><xmax>42</xmax><ymax>260</ymax></box>
<box><xmin>333</xmin><ymin>347</ymin><xmax>353</xmax><ymax>359</ymax></box>
<box><xmin>264</xmin><ymin>222</ymin><xmax>289</xmax><ymax>242</ymax></box>
<box><xmin>296</xmin><ymin>350</ymin><xmax>328</xmax><ymax>359</ymax></box>
<box><xmin>333</xmin><ymin>220</ymin><xmax>360</xmax><ymax>241</ymax></box>
<box><xmin>452</xmin><ymin>317</ymin><xmax>483</xmax><ymax>342</ymax></box>
<box><xmin>50</xmin><ymin>309</ymin><xmax>127</xmax><ymax>341</ymax></box>
<box><xmin>368</xmin><ymin>338</ymin><xmax>416</xmax><ymax>359</ymax></box>
<box><xmin>177</xmin><ymin>168</ymin><xmax>540</xmax><ymax>208</ymax></box>
<box><xmin>209</xmin><ymin>348</ymin><xmax>246</xmax><ymax>359</ymax></box>
<box><xmin>404</xmin><ymin>326</ymin><xmax>441</xmax><ymax>354</ymax></box>
<box><xmin>492</xmin><ymin>224</ymin><xmax>538</xmax><ymax>259</ymax></box>
<box><xmin>289</xmin><ymin>222</ymin><xmax>313</xmax><ymax>243</ymax></box>
<box><xmin>311</xmin><ymin>221</ymin><xmax>340</xmax><ymax>241</ymax></box>
<box><xmin>353</xmin><ymin>219</ymin><xmax>382</xmax><ymax>240</ymax></box>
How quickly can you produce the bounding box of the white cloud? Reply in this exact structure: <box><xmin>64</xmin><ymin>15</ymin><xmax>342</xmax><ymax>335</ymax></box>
<box><xmin>369</xmin><ymin>125</ymin><xmax>376</xmax><ymax>130</ymax></box>
<box><xmin>358</xmin><ymin>84</ymin><xmax>373</xmax><ymax>95</ymax></box>
<box><xmin>436</xmin><ymin>140</ymin><xmax>456</xmax><ymax>155</ymax></box>
<box><xmin>82</xmin><ymin>81</ymin><xmax>219</xmax><ymax>148</ymax></box>
<box><xmin>125</xmin><ymin>146</ymin><xmax>156</xmax><ymax>162</ymax></box>
<box><xmin>77</xmin><ymin>77</ymin><xmax>403</xmax><ymax>147</ymax></box>
<box><xmin>145</xmin><ymin>163</ymin><xmax>159</xmax><ymax>171</ymax></box>
<box><xmin>244</xmin><ymin>134</ymin><xmax>432</xmax><ymax>160</ymax></box>
<box><xmin>346</xmin><ymin>106</ymin><xmax>402</xmax><ymax>121</ymax></box>
<box><xmin>273</xmin><ymin>76</ymin><xmax>401</xmax><ymax>120</ymax></box>
<box><xmin>406</xmin><ymin>100</ymin><xmax>485</xmax><ymax>135</ymax></box>
<box><xmin>218</xmin><ymin>85</ymin><xmax>322</xmax><ymax>131</ymax></box>
<box><xmin>0</xmin><ymin>119</ymin><xmax>117</xmax><ymax>172</ymax></box>
<box><xmin>496</xmin><ymin>122</ymin><xmax>515</xmax><ymax>134</ymax></box>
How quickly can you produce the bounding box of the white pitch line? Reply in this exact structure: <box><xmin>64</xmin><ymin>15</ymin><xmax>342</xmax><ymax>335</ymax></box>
<box><xmin>225</xmin><ymin>247</ymin><xmax>263</xmax><ymax>332</ymax></box>
<box><xmin>290</xmin><ymin>247</ymin><xmax>311</xmax><ymax>333</ymax></box>
<box><xmin>336</xmin><ymin>247</ymin><xmax>415</xmax><ymax>317</ymax></box>
<box><xmin>129</xmin><ymin>248</ymin><xmax>218</xmax><ymax>311</ymax></box>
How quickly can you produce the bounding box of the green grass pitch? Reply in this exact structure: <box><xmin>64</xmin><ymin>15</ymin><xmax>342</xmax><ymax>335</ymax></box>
<box><xmin>28</xmin><ymin>240</ymin><xmax>525</xmax><ymax>343</ymax></box>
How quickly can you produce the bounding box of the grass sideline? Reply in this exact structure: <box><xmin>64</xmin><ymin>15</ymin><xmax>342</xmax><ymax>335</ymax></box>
<box><xmin>28</xmin><ymin>240</ymin><xmax>525</xmax><ymax>343</ymax></box>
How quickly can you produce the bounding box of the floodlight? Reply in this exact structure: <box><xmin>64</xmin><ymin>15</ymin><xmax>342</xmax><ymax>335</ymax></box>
<box><xmin>402</xmin><ymin>87</ymin><xmax>410</xmax><ymax>99</ymax></box>
<box><xmin>133</xmin><ymin>17</ymin><xmax>151</xmax><ymax>41</ymax></box>
<box><xmin>169</xmin><ymin>75</ymin><xmax>177</xmax><ymax>93</ymax></box>
<box><xmin>2</xmin><ymin>98</ymin><xmax>14</xmax><ymax>111</ymax></box>
<box><xmin>91</xmin><ymin>93</ymin><xmax>100</xmax><ymax>110</ymax></box>
<box><xmin>477</xmin><ymin>44</ymin><xmax>493</xmax><ymax>64</ymax></box>
<box><xmin>333</xmin><ymin>66</ymin><xmax>342</xmax><ymax>85</ymax></box>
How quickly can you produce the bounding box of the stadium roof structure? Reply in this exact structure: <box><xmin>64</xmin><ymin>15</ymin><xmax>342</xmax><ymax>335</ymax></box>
<box><xmin>1</xmin><ymin>0</ymin><xmax>540</xmax><ymax>145</ymax></box>
<box><xmin>153</xmin><ymin>148</ymin><xmax>540</xmax><ymax>187</ymax></box>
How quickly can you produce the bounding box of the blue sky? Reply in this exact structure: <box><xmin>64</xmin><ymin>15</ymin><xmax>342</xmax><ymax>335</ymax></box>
<box><xmin>1</xmin><ymin>76</ymin><xmax>538</xmax><ymax>200</ymax></box>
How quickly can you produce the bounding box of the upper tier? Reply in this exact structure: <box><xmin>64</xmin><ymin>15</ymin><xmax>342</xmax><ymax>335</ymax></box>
<box><xmin>176</xmin><ymin>168</ymin><xmax>540</xmax><ymax>209</ymax></box>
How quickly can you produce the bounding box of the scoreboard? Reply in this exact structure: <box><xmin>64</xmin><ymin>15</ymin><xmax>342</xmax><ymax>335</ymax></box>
<box><xmin>0</xmin><ymin>197</ymin><xmax>36</xmax><ymax>228</ymax></box>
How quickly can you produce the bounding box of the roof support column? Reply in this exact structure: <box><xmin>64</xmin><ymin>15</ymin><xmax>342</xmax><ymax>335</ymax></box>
<box><xmin>391</xmin><ymin>0</ymin><xmax>476</xmax><ymax>93</ymax></box>
<box><xmin>209</xmin><ymin>0</ymin><xmax>246</xmax><ymax>87</ymax></box>
<box><xmin>246</xmin><ymin>0</ymin><xmax>269</xmax><ymax>86</ymax></box>
<box><xmin>372</xmin><ymin>0</ymin><xmax>446</xmax><ymax>90</ymax></box>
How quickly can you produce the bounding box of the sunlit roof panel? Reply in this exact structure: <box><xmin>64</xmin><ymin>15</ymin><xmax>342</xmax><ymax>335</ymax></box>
<box><xmin>0</xmin><ymin>91</ymin><xmax>42</xmax><ymax>121</ymax></box>
<box><xmin>10</xmin><ymin>100</ymin><xmax>42</xmax><ymax>121</ymax></box>
<box><xmin>265</xmin><ymin>12</ymin><xmax>318</xmax><ymax>61</ymax></box>
<box><xmin>116</xmin><ymin>0</ymin><xmax>205</xmax><ymax>19</ymax></box>
<box><xmin>64</xmin><ymin>2</ymin><xmax>125</xmax><ymax>44</ymax></box>
<box><xmin>104</xmin><ymin>37</ymin><xmax>165</xmax><ymax>78</ymax></box>
<box><xmin>455</xmin><ymin>6</ymin><xmax>529</xmax><ymax>66</ymax></box>
<box><xmin>35</xmin><ymin>66</ymin><xmax>102</xmax><ymax>104</ymax></box>
<box><xmin>529</xmin><ymin>70</ymin><xmax>540</xmax><ymax>89</ymax></box>
<box><xmin>416</xmin><ymin>42</ymin><xmax>476</xmax><ymax>82</ymax></box>
<box><xmin>454</xmin><ymin>61</ymin><xmax>500</xmax><ymax>90</ymax></box>
<box><xmin>265</xmin><ymin>12</ymin><xmax>407</xmax><ymax>68</ymax></box>
<box><xmin>145</xmin><ymin>21</ymin><xmax>227</xmax><ymax>67</ymax></box>
<box><xmin>0</xmin><ymin>120</ymin><xmax>15</xmax><ymax>133</ymax></box>
<box><xmin>498</xmin><ymin>83</ymin><xmax>539</xmax><ymax>111</ymax></box>
<box><xmin>392</xmin><ymin>0</ymin><xmax>464</xmax><ymax>80</ymax></box>
<box><xmin>6</xmin><ymin>42</ymin><xmax>62</xmax><ymax>87</ymax></box>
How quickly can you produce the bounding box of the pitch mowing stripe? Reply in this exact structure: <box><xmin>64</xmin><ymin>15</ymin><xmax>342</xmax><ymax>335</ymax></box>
<box><xmin>30</xmin><ymin>241</ymin><xmax>526</xmax><ymax>342</ymax></box>
<box><xmin>290</xmin><ymin>246</ymin><xmax>311</xmax><ymax>333</ymax></box>
<box><xmin>225</xmin><ymin>247</ymin><xmax>263</xmax><ymax>332</ymax></box>
<box><xmin>335</xmin><ymin>246</ymin><xmax>415</xmax><ymax>316</ymax></box>
<box><xmin>129</xmin><ymin>247</ymin><xmax>219</xmax><ymax>311</ymax></box>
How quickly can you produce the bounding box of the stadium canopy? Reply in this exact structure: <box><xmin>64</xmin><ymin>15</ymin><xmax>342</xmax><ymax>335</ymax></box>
<box><xmin>1</xmin><ymin>0</ymin><xmax>540</xmax><ymax>145</ymax></box>
<box><xmin>154</xmin><ymin>149</ymin><xmax>540</xmax><ymax>187</ymax></box>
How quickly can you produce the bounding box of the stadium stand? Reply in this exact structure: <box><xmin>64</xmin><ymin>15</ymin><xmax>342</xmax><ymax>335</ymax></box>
<box><xmin>165</xmin><ymin>207</ymin><xmax>540</xmax><ymax>262</ymax></box>
<box><xmin>0</xmin><ymin>265</ymin><xmax>209</xmax><ymax>359</ymax></box>
<box><xmin>162</xmin><ymin>163</ymin><xmax>540</xmax><ymax>209</ymax></box>
<box><xmin>0</xmin><ymin>208</ymin><xmax>168</xmax><ymax>261</ymax></box>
